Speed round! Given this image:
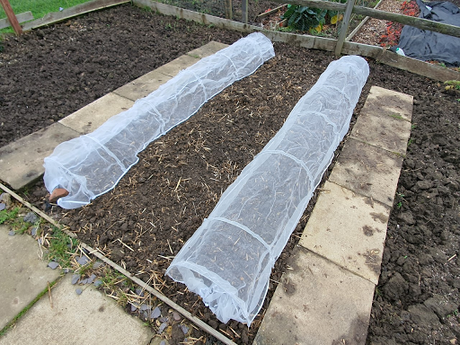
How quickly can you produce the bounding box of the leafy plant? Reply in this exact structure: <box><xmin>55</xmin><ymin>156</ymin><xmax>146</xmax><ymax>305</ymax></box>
<box><xmin>283</xmin><ymin>5</ymin><xmax>327</xmax><ymax>32</ymax></box>
<box><xmin>0</xmin><ymin>207</ymin><xmax>19</xmax><ymax>224</ymax></box>
<box><xmin>282</xmin><ymin>0</ymin><xmax>346</xmax><ymax>33</ymax></box>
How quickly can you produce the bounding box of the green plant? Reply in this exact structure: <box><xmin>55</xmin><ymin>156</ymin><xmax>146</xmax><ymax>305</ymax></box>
<box><xmin>46</xmin><ymin>226</ymin><xmax>79</xmax><ymax>268</ymax></box>
<box><xmin>283</xmin><ymin>5</ymin><xmax>327</xmax><ymax>32</ymax></box>
<box><xmin>0</xmin><ymin>207</ymin><xmax>19</xmax><ymax>224</ymax></box>
<box><xmin>444</xmin><ymin>80</ymin><xmax>460</xmax><ymax>90</ymax></box>
<box><xmin>0</xmin><ymin>206</ymin><xmax>35</xmax><ymax>234</ymax></box>
<box><xmin>282</xmin><ymin>0</ymin><xmax>346</xmax><ymax>34</ymax></box>
<box><xmin>407</xmin><ymin>137</ymin><xmax>414</xmax><ymax>147</ymax></box>
<box><xmin>389</xmin><ymin>113</ymin><xmax>404</xmax><ymax>120</ymax></box>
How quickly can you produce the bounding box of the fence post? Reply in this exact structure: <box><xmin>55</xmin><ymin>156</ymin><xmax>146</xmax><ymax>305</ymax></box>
<box><xmin>225</xmin><ymin>0</ymin><xmax>233</xmax><ymax>19</ymax></box>
<box><xmin>242</xmin><ymin>0</ymin><xmax>248</xmax><ymax>23</ymax></box>
<box><xmin>0</xmin><ymin>0</ymin><xmax>22</xmax><ymax>35</ymax></box>
<box><xmin>335</xmin><ymin>0</ymin><xmax>355</xmax><ymax>56</ymax></box>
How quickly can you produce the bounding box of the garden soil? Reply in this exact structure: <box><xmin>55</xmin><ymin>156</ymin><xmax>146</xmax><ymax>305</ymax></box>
<box><xmin>1</xmin><ymin>4</ymin><xmax>459</xmax><ymax>345</ymax></box>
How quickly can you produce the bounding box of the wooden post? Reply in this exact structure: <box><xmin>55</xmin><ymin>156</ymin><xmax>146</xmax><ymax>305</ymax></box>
<box><xmin>242</xmin><ymin>0</ymin><xmax>248</xmax><ymax>23</ymax></box>
<box><xmin>0</xmin><ymin>0</ymin><xmax>22</xmax><ymax>35</ymax></box>
<box><xmin>225</xmin><ymin>0</ymin><xmax>232</xmax><ymax>20</ymax></box>
<box><xmin>335</xmin><ymin>0</ymin><xmax>355</xmax><ymax>56</ymax></box>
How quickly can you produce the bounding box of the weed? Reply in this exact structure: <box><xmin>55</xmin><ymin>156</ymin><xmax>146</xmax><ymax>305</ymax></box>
<box><xmin>389</xmin><ymin>113</ymin><xmax>404</xmax><ymax>120</ymax></box>
<box><xmin>396</xmin><ymin>192</ymin><xmax>406</xmax><ymax>209</ymax></box>
<box><xmin>0</xmin><ymin>207</ymin><xmax>19</xmax><ymax>224</ymax></box>
<box><xmin>0</xmin><ymin>206</ymin><xmax>36</xmax><ymax>234</ymax></box>
<box><xmin>444</xmin><ymin>80</ymin><xmax>460</xmax><ymax>90</ymax></box>
<box><xmin>407</xmin><ymin>137</ymin><xmax>414</xmax><ymax>147</ymax></box>
<box><xmin>141</xmin><ymin>5</ymin><xmax>153</xmax><ymax>12</ymax></box>
<box><xmin>46</xmin><ymin>226</ymin><xmax>79</xmax><ymax>268</ymax></box>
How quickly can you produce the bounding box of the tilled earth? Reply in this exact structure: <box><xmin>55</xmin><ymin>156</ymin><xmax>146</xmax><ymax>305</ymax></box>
<box><xmin>1</xmin><ymin>3</ymin><xmax>460</xmax><ymax>345</ymax></box>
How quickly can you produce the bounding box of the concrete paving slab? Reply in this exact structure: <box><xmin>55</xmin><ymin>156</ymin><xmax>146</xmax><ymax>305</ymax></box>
<box><xmin>0</xmin><ymin>225</ymin><xmax>60</xmax><ymax>330</ymax></box>
<box><xmin>299</xmin><ymin>181</ymin><xmax>391</xmax><ymax>284</ymax></box>
<box><xmin>59</xmin><ymin>93</ymin><xmax>134</xmax><ymax>135</ymax></box>
<box><xmin>113</xmin><ymin>69</ymin><xmax>173</xmax><ymax>101</ymax></box>
<box><xmin>351</xmin><ymin>86</ymin><xmax>413</xmax><ymax>155</ymax></box>
<box><xmin>329</xmin><ymin>138</ymin><xmax>403</xmax><ymax>208</ymax></box>
<box><xmin>0</xmin><ymin>124</ymin><xmax>79</xmax><ymax>190</ymax></box>
<box><xmin>254</xmin><ymin>247</ymin><xmax>375</xmax><ymax>345</ymax></box>
<box><xmin>0</xmin><ymin>274</ymin><xmax>154</xmax><ymax>345</ymax></box>
<box><xmin>186</xmin><ymin>41</ymin><xmax>228</xmax><ymax>59</ymax></box>
<box><xmin>154</xmin><ymin>54</ymin><xmax>200</xmax><ymax>77</ymax></box>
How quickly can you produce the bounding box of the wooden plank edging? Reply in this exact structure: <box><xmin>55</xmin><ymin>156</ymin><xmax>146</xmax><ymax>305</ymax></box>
<box><xmin>0</xmin><ymin>11</ymin><xmax>33</xmax><ymax>30</ymax></box>
<box><xmin>22</xmin><ymin>0</ymin><xmax>130</xmax><ymax>31</ymax></box>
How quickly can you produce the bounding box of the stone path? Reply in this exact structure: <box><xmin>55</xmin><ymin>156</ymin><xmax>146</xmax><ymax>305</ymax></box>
<box><xmin>0</xmin><ymin>39</ymin><xmax>413</xmax><ymax>344</ymax></box>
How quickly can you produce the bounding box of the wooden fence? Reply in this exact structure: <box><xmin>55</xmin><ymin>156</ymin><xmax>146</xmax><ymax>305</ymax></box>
<box><xmin>267</xmin><ymin>0</ymin><xmax>460</xmax><ymax>55</ymax></box>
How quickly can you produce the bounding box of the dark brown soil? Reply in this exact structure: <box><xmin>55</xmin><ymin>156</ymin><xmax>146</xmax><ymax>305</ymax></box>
<box><xmin>1</xmin><ymin>3</ymin><xmax>459</xmax><ymax>345</ymax></box>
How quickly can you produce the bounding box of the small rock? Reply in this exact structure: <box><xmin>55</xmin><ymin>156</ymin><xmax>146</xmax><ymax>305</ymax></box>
<box><xmin>47</xmin><ymin>261</ymin><xmax>59</xmax><ymax>270</ymax></box>
<box><xmin>151</xmin><ymin>306</ymin><xmax>161</xmax><ymax>319</ymax></box>
<box><xmin>159</xmin><ymin>317</ymin><xmax>169</xmax><ymax>323</ymax></box>
<box><xmin>131</xmin><ymin>303</ymin><xmax>139</xmax><ymax>312</ymax></box>
<box><xmin>31</xmin><ymin>226</ymin><xmax>38</xmax><ymax>236</ymax></box>
<box><xmin>135</xmin><ymin>288</ymin><xmax>144</xmax><ymax>297</ymax></box>
<box><xmin>71</xmin><ymin>274</ymin><xmax>80</xmax><ymax>285</ymax></box>
<box><xmin>160</xmin><ymin>341</ymin><xmax>166</xmax><ymax>345</ymax></box>
<box><xmin>94</xmin><ymin>279</ymin><xmax>103</xmax><ymax>287</ymax></box>
<box><xmin>8</xmin><ymin>230</ymin><xmax>15</xmax><ymax>236</ymax></box>
<box><xmin>92</xmin><ymin>261</ymin><xmax>103</xmax><ymax>269</ymax></box>
<box><xmin>158</xmin><ymin>322</ymin><xmax>168</xmax><ymax>333</ymax></box>
<box><xmin>80</xmin><ymin>278</ymin><xmax>88</xmax><ymax>285</ymax></box>
<box><xmin>23</xmin><ymin>212</ymin><xmax>38</xmax><ymax>224</ymax></box>
<box><xmin>77</xmin><ymin>256</ymin><xmax>89</xmax><ymax>266</ymax></box>
<box><xmin>0</xmin><ymin>203</ymin><xmax>5</xmax><ymax>211</ymax></box>
<box><xmin>140</xmin><ymin>304</ymin><xmax>151</xmax><ymax>311</ymax></box>
<box><xmin>87</xmin><ymin>274</ymin><xmax>97</xmax><ymax>284</ymax></box>
<box><xmin>75</xmin><ymin>288</ymin><xmax>83</xmax><ymax>295</ymax></box>
<box><xmin>180</xmin><ymin>324</ymin><xmax>189</xmax><ymax>334</ymax></box>
<box><xmin>0</xmin><ymin>193</ymin><xmax>12</xmax><ymax>208</ymax></box>
<box><xmin>173</xmin><ymin>311</ymin><xmax>181</xmax><ymax>321</ymax></box>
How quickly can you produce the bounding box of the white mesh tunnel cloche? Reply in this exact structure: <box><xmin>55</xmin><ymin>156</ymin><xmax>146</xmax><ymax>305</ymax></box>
<box><xmin>166</xmin><ymin>55</ymin><xmax>370</xmax><ymax>325</ymax></box>
<box><xmin>43</xmin><ymin>33</ymin><xmax>275</xmax><ymax>209</ymax></box>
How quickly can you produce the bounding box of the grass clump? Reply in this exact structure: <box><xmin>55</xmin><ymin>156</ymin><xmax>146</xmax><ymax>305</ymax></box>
<box><xmin>46</xmin><ymin>226</ymin><xmax>79</xmax><ymax>268</ymax></box>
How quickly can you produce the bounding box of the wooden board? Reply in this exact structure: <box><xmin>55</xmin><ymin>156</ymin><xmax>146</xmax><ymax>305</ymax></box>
<box><xmin>0</xmin><ymin>11</ymin><xmax>33</xmax><ymax>30</ymax></box>
<box><xmin>22</xmin><ymin>0</ymin><xmax>130</xmax><ymax>31</ymax></box>
<box><xmin>0</xmin><ymin>0</ymin><xmax>22</xmax><ymax>34</ymax></box>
